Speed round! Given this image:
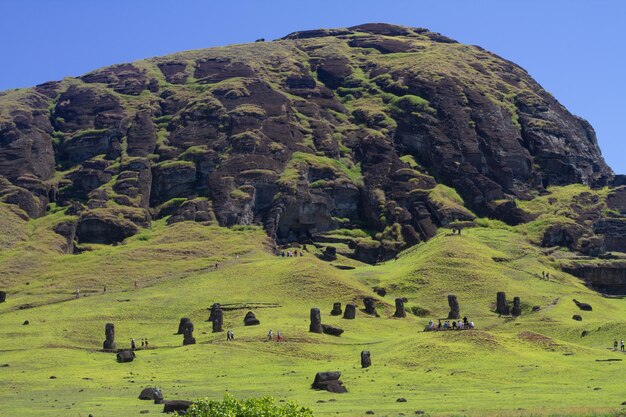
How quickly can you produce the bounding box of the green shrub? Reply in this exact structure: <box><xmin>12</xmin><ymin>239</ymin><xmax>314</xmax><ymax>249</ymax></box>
<box><xmin>180</xmin><ymin>394</ymin><xmax>314</xmax><ymax>417</ymax></box>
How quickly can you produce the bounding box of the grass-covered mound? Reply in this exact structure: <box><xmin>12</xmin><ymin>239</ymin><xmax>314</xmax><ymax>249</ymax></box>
<box><xmin>0</xmin><ymin>186</ymin><xmax>625</xmax><ymax>417</ymax></box>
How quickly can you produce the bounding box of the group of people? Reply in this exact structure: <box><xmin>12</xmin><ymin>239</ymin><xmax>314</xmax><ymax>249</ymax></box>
<box><xmin>425</xmin><ymin>317</ymin><xmax>475</xmax><ymax>331</ymax></box>
<box><xmin>280</xmin><ymin>250</ymin><xmax>303</xmax><ymax>258</ymax></box>
<box><xmin>450</xmin><ymin>226</ymin><xmax>463</xmax><ymax>235</ymax></box>
<box><xmin>267</xmin><ymin>329</ymin><xmax>283</xmax><ymax>341</ymax></box>
<box><xmin>226</xmin><ymin>329</ymin><xmax>235</xmax><ymax>341</ymax></box>
<box><xmin>130</xmin><ymin>337</ymin><xmax>150</xmax><ymax>350</ymax></box>
<box><xmin>540</xmin><ymin>271</ymin><xmax>551</xmax><ymax>280</ymax></box>
<box><xmin>613</xmin><ymin>339</ymin><xmax>625</xmax><ymax>351</ymax></box>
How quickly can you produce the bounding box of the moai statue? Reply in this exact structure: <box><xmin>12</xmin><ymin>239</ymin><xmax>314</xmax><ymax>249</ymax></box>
<box><xmin>177</xmin><ymin>318</ymin><xmax>190</xmax><ymax>334</ymax></box>
<box><xmin>361</xmin><ymin>350</ymin><xmax>371</xmax><ymax>368</ymax></box>
<box><xmin>103</xmin><ymin>323</ymin><xmax>116</xmax><ymax>350</ymax></box>
<box><xmin>182</xmin><ymin>321</ymin><xmax>196</xmax><ymax>345</ymax></box>
<box><xmin>496</xmin><ymin>292</ymin><xmax>510</xmax><ymax>315</ymax></box>
<box><xmin>208</xmin><ymin>303</ymin><xmax>221</xmax><ymax>321</ymax></box>
<box><xmin>243</xmin><ymin>311</ymin><xmax>260</xmax><ymax>326</ymax></box>
<box><xmin>364</xmin><ymin>297</ymin><xmax>377</xmax><ymax>315</ymax></box>
<box><xmin>343</xmin><ymin>303</ymin><xmax>356</xmax><ymax>319</ymax></box>
<box><xmin>309</xmin><ymin>307</ymin><xmax>322</xmax><ymax>333</ymax></box>
<box><xmin>511</xmin><ymin>297</ymin><xmax>522</xmax><ymax>317</ymax></box>
<box><xmin>212</xmin><ymin>306</ymin><xmax>223</xmax><ymax>332</ymax></box>
<box><xmin>330</xmin><ymin>302</ymin><xmax>342</xmax><ymax>316</ymax></box>
<box><xmin>0</xmin><ymin>291</ymin><xmax>6</xmax><ymax>303</ymax></box>
<box><xmin>447</xmin><ymin>294</ymin><xmax>460</xmax><ymax>319</ymax></box>
<box><xmin>394</xmin><ymin>298</ymin><xmax>406</xmax><ymax>318</ymax></box>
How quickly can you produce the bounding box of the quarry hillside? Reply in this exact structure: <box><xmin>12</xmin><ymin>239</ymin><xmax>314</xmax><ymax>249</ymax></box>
<box><xmin>1</xmin><ymin>23</ymin><xmax>623</xmax><ymax>266</ymax></box>
<box><xmin>1</xmin><ymin>23</ymin><xmax>626</xmax><ymax>417</ymax></box>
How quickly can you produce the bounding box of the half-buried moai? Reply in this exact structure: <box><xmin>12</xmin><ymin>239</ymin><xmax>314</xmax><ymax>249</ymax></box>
<box><xmin>103</xmin><ymin>323</ymin><xmax>116</xmax><ymax>351</ymax></box>
<box><xmin>361</xmin><ymin>350</ymin><xmax>371</xmax><ymax>368</ymax></box>
<box><xmin>511</xmin><ymin>297</ymin><xmax>522</xmax><ymax>316</ymax></box>
<box><xmin>310</xmin><ymin>307</ymin><xmax>322</xmax><ymax>333</ymax></box>
<box><xmin>182</xmin><ymin>321</ymin><xmax>196</xmax><ymax>345</ymax></box>
<box><xmin>364</xmin><ymin>297</ymin><xmax>377</xmax><ymax>315</ymax></box>
<box><xmin>496</xmin><ymin>292</ymin><xmax>509</xmax><ymax>315</ymax></box>
<box><xmin>243</xmin><ymin>311</ymin><xmax>260</xmax><ymax>326</ymax></box>
<box><xmin>208</xmin><ymin>303</ymin><xmax>220</xmax><ymax>321</ymax></box>
<box><xmin>0</xmin><ymin>291</ymin><xmax>6</xmax><ymax>303</ymax></box>
<box><xmin>212</xmin><ymin>305</ymin><xmax>223</xmax><ymax>332</ymax></box>
<box><xmin>447</xmin><ymin>294</ymin><xmax>460</xmax><ymax>319</ymax></box>
<box><xmin>330</xmin><ymin>302</ymin><xmax>342</xmax><ymax>316</ymax></box>
<box><xmin>343</xmin><ymin>303</ymin><xmax>356</xmax><ymax>320</ymax></box>
<box><xmin>177</xmin><ymin>318</ymin><xmax>190</xmax><ymax>335</ymax></box>
<box><xmin>394</xmin><ymin>298</ymin><xmax>406</xmax><ymax>318</ymax></box>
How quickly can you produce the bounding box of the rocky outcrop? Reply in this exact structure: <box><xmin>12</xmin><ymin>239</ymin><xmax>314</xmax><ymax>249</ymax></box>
<box><xmin>0</xmin><ymin>23</ymin><xmax>616</xmax><ymax>257</ymax></box>
<box><xmin>564</xmin><ymin>262</ymin><xmax>626</xmax><ymax>295</ymax></box>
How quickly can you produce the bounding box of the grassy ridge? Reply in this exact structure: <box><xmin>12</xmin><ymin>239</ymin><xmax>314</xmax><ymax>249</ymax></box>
<box><xmin>0</xmin><ymin>201</ymin><xmax>625</xmax><ymax>417</ymax></box>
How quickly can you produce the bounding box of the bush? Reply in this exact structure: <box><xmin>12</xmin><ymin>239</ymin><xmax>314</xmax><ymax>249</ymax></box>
<box><xmin>179</xmin><ymin>394</ymin><xmax>314</xmax><ymax>417</ymax></box>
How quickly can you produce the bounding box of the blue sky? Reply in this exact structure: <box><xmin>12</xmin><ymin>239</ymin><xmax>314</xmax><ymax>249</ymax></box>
<box><xmin>1</xmin><ymin>0</ymin><xmax>624</xmax><ymax>173</ymax></box>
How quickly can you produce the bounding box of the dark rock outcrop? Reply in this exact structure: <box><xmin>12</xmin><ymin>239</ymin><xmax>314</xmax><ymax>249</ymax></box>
<box><xmin>564</xmin><ymin>262</ymin><xmax>626</xmax><ymax>295</ymax></box>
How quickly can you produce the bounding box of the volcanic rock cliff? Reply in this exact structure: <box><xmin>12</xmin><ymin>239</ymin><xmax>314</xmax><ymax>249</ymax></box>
<box><xmin>0</xmin><ymin>23</ymin><xmax>618</xmax><ymax>261</ymax></box>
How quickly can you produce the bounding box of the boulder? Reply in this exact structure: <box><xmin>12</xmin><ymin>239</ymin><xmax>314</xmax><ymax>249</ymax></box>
<box><xmin>496</xmin><ymin>292</ymin><xmax>509</xmax><ymax>315</ymax></box>
<box><xmin>243</xmin><ymin>311</ymin><xmax>260</xmax><ymax>326</ymax></box>
<box><xmin>116</xmin><ymin>350</ymin><xmax>135</xmax><ymax>363</ymax></box>
<box><xmin>343</xmin><ymin>303</ymin><xmax>356</xmax><ymax>319</ymax></box>
<box><xmin>311</xmin><ymin>371</ymin><xmax>347</xmax><ymax>393</ymax></box>
<box><xmin>361</xmin><ymin>350</ymin><xmax>371</xmax><ymax>368</ymax></box>
<box><xmin>103</xmin><ymin>322</ymin><xmax>116</xmax><ymax>351</ymax></box>
<box><xmin>447</xmin><ymin>294</ymin><xmax>460</xmax><ymax>319</ymax></box>
<box><xmin>330</xmin><ymin>302</ymin><xmax>342</xmax><ymax>316</ymax></box>
<box><xmin>138</xmin><ymin>387</ymin><xmax>163</xmax><ymax>402</ymax></box>
<box><xmin>309</xmin><ymin>308</ymin><xmax>322</xmax><ymax>333</ymax></box>
<box><xmin>321</xmin><ymin>324</ymin><xmax>344</xmax><ymax>337</ymax></box>
<box><xmin>374</xmin><ymin>287</ymin><xmax>386</xmax><ymax>297</ymax></box>
<box><xmin>511</xmin><ymin>297</ymin><xmax>522</xmax><ymax>317</ymax></box>
<box><xmin>163</xmin><ymin>400</ymin><xmax>193</xmax><ymax>413</ymax></box>
<box><xmin>394</xmin><ymin>297</ymin><xmax>406</xmax><ymax>318</ymax></box>
<box><xmin>0</xmin><ymin>291</ymin><xmax>5</xmax><ymax>303</ymax></box>
<box><xmin>573</xmin><ymin>315</ymin><xmax>583</xmax><ymax>321</ymax></box>
<box><xmin>573</xmin><ymin>299</ymin><xmax>592</xmax><ymax>311</ymax></box>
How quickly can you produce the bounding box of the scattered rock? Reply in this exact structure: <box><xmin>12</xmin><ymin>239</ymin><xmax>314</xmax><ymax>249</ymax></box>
<box><xmin>116</xmin><ymin>350</ymin><xmax>135</xmax><ymax>363</ymax></box>
<box><xmin>573</xmin><ymin>299</ymin><xmax>592</xmax><ymax>311</ymax></box>
<box><xmin>310</xmin><ymin>307</ymin><xmax>322</xmax><ymax>333</ymax></box>
<box><xmin>49</xmin><ymin>376</ymin><xmax>57</xmax><ymax>379</ymax></box>
<box><xmin>163</xmin><ymin>400</ymin><xmax>193</xmax><ymax>413</ymax></box>
<box><xmin>396</xmin><ymin>398</ymin><xmax>407</xmax><ymax>403</ymax></box>
<box><xmin>311</xmin><ymin>372</ymin><xmax>347</xmax><ymax>393</ymax></box>
<box><xmin>138</xmin><ymin>388</ymin><xmax>163</xmax><ymax>402</ymax></box>
<box><xmin>365</xmin><ymin>411</ymin><xmax>375</xmax><ymax>415</ymax></box>
<box><xmin>581</xmin><ymin>330</ymin><xmax>589</xmax><ymax>337</ymax></box>
<box><xmin>22</xmin><ymin>320</ymin><xmax>29</xmax><ymax>325</ymax></box>
<box><xmin>343</xmin><ymin>303</ymin><xmax>356</xmax><ymax>319</ymax></box>
<box><xmin>532</xmin><ymin>305</ymin><xmax>541</xmax><ymax>312</ymax></box>
<box><xmin>243</xmin><ymin>311</ymin><xmax>260</xmax><ymax>326</ymax></box>
<box><xmin>374</xmin><ymin>287</ymin><xmax>386</xmax><ymax>297</ymax></box>
<box><xmin>0</xmin><ymin>291</ymin><xmax>6</xmax><ymax>303</ymax></box>
<box><xmin>321</xmin><ymin>324</ymin><xmax>344</xmax><ymax>337</ymax></box>
<box><xmin>573</xmin><ymin>315</ymin><xmax>583</xmax><ymax>321</ymax></box>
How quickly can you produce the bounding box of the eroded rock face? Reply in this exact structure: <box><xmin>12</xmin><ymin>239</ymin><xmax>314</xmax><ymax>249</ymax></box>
<box><xmin>0</xmin><ymin>23</ymin><xmax>615</xmax><ymax>257</ymax></box>
<box><xmin>564</xmin><ymin>262</ymin><xmax>626</xmax><ymax>295</ymax></box>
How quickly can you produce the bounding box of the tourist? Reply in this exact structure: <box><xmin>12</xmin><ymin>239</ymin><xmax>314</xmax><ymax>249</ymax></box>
<box><xmin>131</xmin><ymin>338</ymin><xmax>136</xmax><ymax>350</ymax></box>
<box><xmin>145</xmin><ymin>338</ymin><xmax>149</xmax><ymax>348</ymax></box>
<box><xmin>458</xmin><ymin>321</ymin><xmax>465</xmax><ymax>330</ymax></box>
<box><xmin>437</xmin><ymin>320</ymin><xmax>442</xmax><ymax>330</ymax></box>
<box><xmin>134</xmin><ymin>280</ymin><xmax>138</xmax><ymax>289</ymax></box>
<box><xmin>463</xmin><ymin>316</ymin><xmax>468</xmax><ymax>325</ymax></box>
<box><xmin>76</xmin><ymin>288</ymin><xmax>80</xmax><ymax>298</ymax></box>
<box><xmin>452</xmin><ymin>321</ymin><xmax>457</xmax><ymax>329</ymax></box>
<box><xmin>281</xmin><ymin>251</ymin><xmax>285</xmax><ymax>257</ymax></box>
<box><xmin>443</xmin><ymin>321</ymin><xmax>449</xmax><ymax>330</ymax></box>
<box><xmin>542</xmin><ymin>271</ymin><xmax>545</xmax><ymax>280</ymax></box>
<box><xmin>215</xmin><ymin>262</ymin><xmax>218</xmax><ymax>269</ymax></box>
<box><xmin>268</xmin><ymin>329</ymin><xmax>273</xmax><ymax>341</ymax></box>
<box><xmin>614</xmin><ymin>339</ymin><xmax>618</xmax><ymax>350</ymax></box>
<box><xmin>469</xmin><ymin>321</ymin><xmax>475</xmax><ymax>329</ymax></box>
<box><xmin>622</xmin><ymin>340</ymin><xmax>625</xmax><ymax>352</ymax></box>
<box><xmin>276</xmin><ymin>330</ymin><xmax>282</xmax><ymax>342</ymax></box>
<box><xmin>103</xmin><ymin>285</ymin><xmax>107</xmax><ymax>293</ymax></box>
<box><xmin>141</xmin><ymin>338</ymin><xmax>145</xmax><ymax>348</ymax></box>
<box><xmin>546</xmin><ymin>272</ymin><xmax>550</xmax><ymax>280</ymax></box>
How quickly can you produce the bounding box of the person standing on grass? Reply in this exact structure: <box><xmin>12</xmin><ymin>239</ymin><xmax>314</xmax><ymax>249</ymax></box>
<box><xmin>267</xmin><ymin>329</ymin><xmax>273</xmax><ymax>341</ymax></box>
<box><xmin>76</xmin><ymin>288</ymin><xmax>80</xmax><ymax>298</ymax></box>
<box><xmin>131</xmin><ymin>338</ymin><xmax>136</xmax><ymax>350</ymax></box>
<box><xmin>621</xmin><ymin>340</ymin><xmax>625</xmax><ymax>351</ymax></box>
<box><xmin>145</xmin><ymin>338</ymin><xmax>149</xmax><ymax>349</ymax></box>
<box><xmin>276</xmin><ymin>330</ymin><xmax>282</xmax><ymax>342</ymax></box>
<box><xmin>614</xmin><ymin>339</ymin><xmax>619</xmax><ymax>350</ymax></box>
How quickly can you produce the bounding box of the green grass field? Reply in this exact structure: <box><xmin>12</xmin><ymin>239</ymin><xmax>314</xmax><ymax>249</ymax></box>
<box><xmin>1</xmin><ymin>192</ymin><xmax>625</xmax><ymax>417</ymax></box>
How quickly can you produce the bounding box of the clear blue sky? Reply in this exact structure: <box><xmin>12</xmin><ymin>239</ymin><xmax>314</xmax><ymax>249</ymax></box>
<box><xmin>1</xmin><ymin>0</ymin><xmax>624</xmax><ymax>173</ymax></box>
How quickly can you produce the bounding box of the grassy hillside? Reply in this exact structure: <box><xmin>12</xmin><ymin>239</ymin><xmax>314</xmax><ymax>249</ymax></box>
<box><xmin>1</xmin><ymin>193</ymin><xmax>625</xmax><ymax>417</ymax></box>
